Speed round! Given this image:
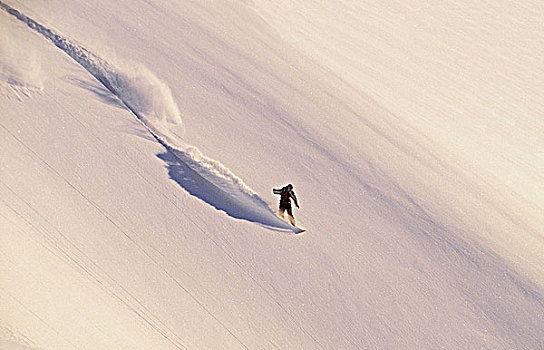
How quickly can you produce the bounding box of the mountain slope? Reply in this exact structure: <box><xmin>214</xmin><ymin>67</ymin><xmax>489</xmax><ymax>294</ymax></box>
<box><xmin>1</xmin><ymin>1</ymin><xmax>543</xmax><ymax>349</ymax></box>
<box><xmin>252</xmin><ymin>0</ymin><xmax>544</xmax><ymax>282</ymax></box>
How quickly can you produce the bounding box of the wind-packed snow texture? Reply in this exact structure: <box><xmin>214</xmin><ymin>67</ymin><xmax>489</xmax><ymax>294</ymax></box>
<box><xmin>253</xmin><ymin>0</ymin><xmax>544</xmax><ymax>277</ymax></box>
<box><xmin>1</xmin><ymin>0</ymin><xmax>543</xmax><ymax>349</ymax></box>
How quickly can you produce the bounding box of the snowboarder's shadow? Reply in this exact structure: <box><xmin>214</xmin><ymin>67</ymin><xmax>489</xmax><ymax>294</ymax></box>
<box><xmin>157</xmin><ymin>148</ymin><xmax>291</xmax><ymax>231</ymax></box>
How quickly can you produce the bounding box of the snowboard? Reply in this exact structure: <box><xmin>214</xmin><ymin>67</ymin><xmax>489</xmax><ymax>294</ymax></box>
<box><xmin>293</xmin><ymin>226</ymin><xmax>306</xmax><ymax>234</ymax></box>
<box><xmin>277</xmin><ymin>214</ymin><xmax>306</xmax><ymax>233</ymax></box>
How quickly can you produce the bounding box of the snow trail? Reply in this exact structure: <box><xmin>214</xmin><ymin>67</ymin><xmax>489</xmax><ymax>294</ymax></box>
<box><xmin>0</xmin><ymin>1</ymin><xmax>288</xmax><ymax>229</ymax></box>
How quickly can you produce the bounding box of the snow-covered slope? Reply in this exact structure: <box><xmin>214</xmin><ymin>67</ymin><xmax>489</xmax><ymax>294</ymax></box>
<box><xmin>1</xmin><ymin>1</ymin><xmax>543</xmax><ymax>349</ymax></box>
<box><xmin>252</xmin><ymin>0</ymin><xmax>544</xmax><ymax>283</ymax></box>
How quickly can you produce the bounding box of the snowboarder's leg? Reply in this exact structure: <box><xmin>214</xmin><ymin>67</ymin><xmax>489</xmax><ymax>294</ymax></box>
<box><xmin>288</xmin><ymin>214</ymin><xmax>296</xmax><ymax>226</ymax></box>
<box><xmin>286</xmin><ymin>207</ymin><xmax>296</xmax><ymax>226</ymax></box>
<box><xmin>278</xmin><ymin>207</ymin><xmax>285</xmax><ymax>219</ymax></box>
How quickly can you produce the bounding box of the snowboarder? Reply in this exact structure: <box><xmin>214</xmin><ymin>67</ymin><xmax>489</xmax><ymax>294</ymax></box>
<box><xmin>273</xmin><ymin>184</ymin><xmax>299</xmax><ymax>227</ymax></box>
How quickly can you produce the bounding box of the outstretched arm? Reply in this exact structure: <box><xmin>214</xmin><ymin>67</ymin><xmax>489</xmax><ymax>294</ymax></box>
<box><xmin>291</xmin><ymin>191</ymin><xmax>299</xmax><ymax>208</ymax></box>
<box><xmin>273</xmin><ymin>188</ymin><xmax>282</xmax><ymax>195</ymax></box>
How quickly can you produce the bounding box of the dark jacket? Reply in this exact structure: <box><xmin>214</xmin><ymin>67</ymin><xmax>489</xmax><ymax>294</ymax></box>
<box><xmin>273</xmin><ymin>186</ymin><xmax>299</xmax><ymax>208</ymax></box>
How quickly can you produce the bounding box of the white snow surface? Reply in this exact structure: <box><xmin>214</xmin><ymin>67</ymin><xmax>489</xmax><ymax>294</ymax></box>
<box><xmin>1</xmin><ymin>1</ymin><xmax>542</xmax><ymax>349</ymax></box>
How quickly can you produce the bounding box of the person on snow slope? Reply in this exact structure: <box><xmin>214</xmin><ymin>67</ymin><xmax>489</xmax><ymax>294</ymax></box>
<box><xmin>273</xmin><ymin>184</ymin><xmax>299</xmax><ymax>226</ymax></box>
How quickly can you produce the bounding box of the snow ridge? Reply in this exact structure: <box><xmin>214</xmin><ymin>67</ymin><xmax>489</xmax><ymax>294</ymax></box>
<box><xmin>0</xmin><ymin>1</ymin><xmax>285</xmax><ymax>228</ymax></box>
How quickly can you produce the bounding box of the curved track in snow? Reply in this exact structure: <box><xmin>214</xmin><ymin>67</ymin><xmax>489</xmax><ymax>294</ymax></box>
<box><xmin>0</xmin><ymin>1</ymin><xmax>294</xmax><ymax>232</ymax></box>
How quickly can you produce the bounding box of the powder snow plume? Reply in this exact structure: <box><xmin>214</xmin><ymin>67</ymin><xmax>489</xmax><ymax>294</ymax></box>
<box><xmin>0</xmin><ymin>14</ymin><xmax>45</xmax><ymax>99</ymax></box>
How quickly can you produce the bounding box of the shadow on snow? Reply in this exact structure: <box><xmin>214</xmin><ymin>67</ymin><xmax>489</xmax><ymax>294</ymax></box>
<box><xmin>67</xmin><ymin>75</ymin><xmax>125</xmax><ymax>110</ymax></box>
<box><xmin>158</xmin><ymin>148</ymin><xmax>292</xmax><ymax>231</ymax></box>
